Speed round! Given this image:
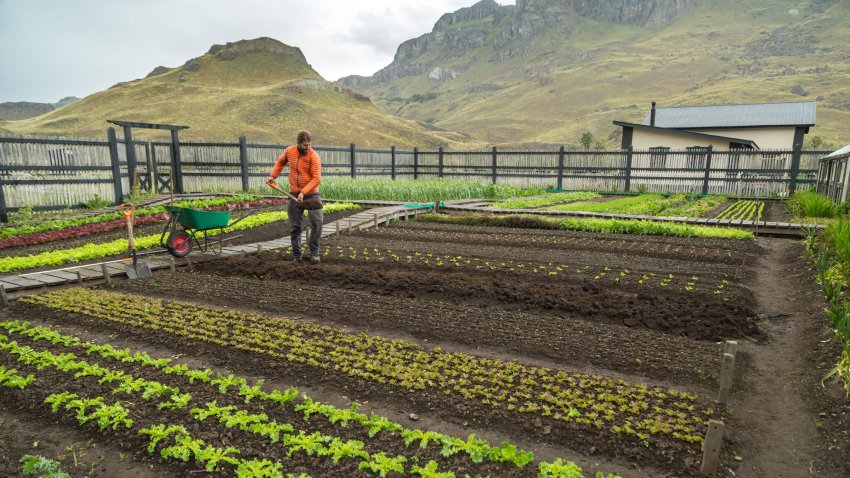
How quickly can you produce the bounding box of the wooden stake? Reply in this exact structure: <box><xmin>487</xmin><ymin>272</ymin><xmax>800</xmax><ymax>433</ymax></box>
<box><xmin>373</xmin><ymin>213</ymin><xmax>378</xmax><ymax>228</ymax></box>
<box><xmin>724</xmin><ymin>340</ymin><xmax>738</xmax><ymax>357</ymax></box>
<box><xmin>700</xmin><ymin>420</ymin><xmax>724</xmax><ymax>476</ymax></box>
<box><xmin>718</xmin><ymin>352</ymin><xmax>736</xmax><ymax>403</ymax></box>
<box><xmin>186</xmin><ymin>258</ymin><xmax>193</xmax><ymax>272</ymax></box>
<box><xmin>348</xmin><ymin>217</ymin><xmax>352</xmax><ymax>234</ymax></box>
<box><xmin>257</xmin><ymin>244</ymin><xmax>263</xmax><ymax>253</ymax></box>
<box><xmin>76</xmin><ymin>271</ymin><xmax>83</xmax><ymax>286</ymax></box>
<box><xmin>101</xmin><ymin>264</ymin><xmax>112</xmax><ymax>287</ymax></box>
<box><xmin>0</xmin><ymin>284</ymin><xmax>7</xmax><ymax>307</ymax></box>
<box><xmin>169</xmin><ymin>257</ymin><xmax>176</xmax><ymax>273</ymax></box>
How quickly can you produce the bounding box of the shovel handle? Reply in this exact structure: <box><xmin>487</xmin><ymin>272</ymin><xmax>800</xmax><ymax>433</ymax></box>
<box><xmin>266</xmin><ymin>180</ymin><xmax>298</xmax><ymax>202</ymax></box>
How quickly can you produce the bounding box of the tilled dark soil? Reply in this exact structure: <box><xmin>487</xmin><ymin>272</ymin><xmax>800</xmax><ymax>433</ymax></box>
<box><xmin>3</xmin><ymin>218</ymin><xmax>845</xmax><ymax>478</ymax></box>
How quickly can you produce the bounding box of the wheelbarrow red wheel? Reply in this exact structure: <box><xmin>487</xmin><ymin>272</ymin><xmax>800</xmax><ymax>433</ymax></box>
<box><xmin>166</xmin><ymin>231</ymin><xmax>192</xmax><ymax>257</ymax></box>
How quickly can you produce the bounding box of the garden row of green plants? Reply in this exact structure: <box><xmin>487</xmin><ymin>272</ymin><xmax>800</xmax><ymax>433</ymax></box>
<box><xmin>0</xmin><ymin>319</ymin><xmax>616</xmax><ymax>478</ymax></box>
<box><xmin>544</xmin><ymin>193</ymin><xmax>725</xmax><ymax>217</ymax></box>
<box><xmin>317</xmin><ymin>245</ymin><xmax>730</xmax><ymax>295</ymax></box>
<box><xmin>265</xmin><ymin>178</ymin><xmax>539</xmax><ymax>203</ymax></box>
<box><xmin>0</xmin><ymin>202</ymin><xmax>360</xmax><ymax>273</ymax></box>
<box><xmin>493</xmin><ymin>192</ymin><xmax>600</xmax><ymax>209</ymax></box>
<box><xmin>714</xmin><ymin>200</ymin><xmax>765</xmax><ymax>221</ymax></box>
<box><xmin>358</xmin><ymin>222</ymin><xmax>744</xmax><ymax>261</ymax></box>
<box><xmin>21</xmin><ymin>289</ymin><xmax>713</xmax><ymax>450</ymax></box>
<box><xmin>805</xmin><ymin>218</ymin><xmax>850</xmax><ymax>394</ymax></box>
<box><xmin>0</xmin><ymin>194</ymin><xmax>274</xmax><ymax>239</ymax></box>
<box><xmin>0</xmin><ymin>196</ymin><xmax>293</xmax><ymax>251</ymax></box>
<box><xmin>417</xmin><ymin>213</ymin><xmax>753</xmax><ymax>239</ymax></box>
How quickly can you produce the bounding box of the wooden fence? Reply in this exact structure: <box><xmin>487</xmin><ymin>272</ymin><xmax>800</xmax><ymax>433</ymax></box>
<box><xmin>0</xmin><ymin>130</ymin><xmax>829</xmax><ymax>222</ymax></box>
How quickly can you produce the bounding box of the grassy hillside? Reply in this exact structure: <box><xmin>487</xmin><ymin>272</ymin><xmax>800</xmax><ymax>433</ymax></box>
<box><xmin>3</xmin><ymin>38</ymin><xmax>480</xmax><ymax>148</ymax></box>
<box><xmin>349</xmin><ymin>0</ymin><xmax>850</xmax><ymax>148</ymax></box>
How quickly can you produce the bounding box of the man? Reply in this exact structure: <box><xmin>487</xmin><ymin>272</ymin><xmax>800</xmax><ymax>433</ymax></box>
<box><xmin>266</xmin><ymin>131</ymin><xmax>323</xmax><ymax>263</ymax></box>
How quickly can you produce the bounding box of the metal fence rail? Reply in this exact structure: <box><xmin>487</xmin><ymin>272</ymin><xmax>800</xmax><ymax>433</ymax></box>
<box><xmin>0</xmin><ymin>130</ymin><xmax>831</xmax><ymax>222</ymax></box>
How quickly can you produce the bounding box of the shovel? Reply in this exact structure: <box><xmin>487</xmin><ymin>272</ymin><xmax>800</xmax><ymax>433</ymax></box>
<box><xmin>266</xmin><ymin>180</ymin><xmax>323</xmax><ymax>210</ymax></box>
<box><xmin>120</xmin><ymin>203</ymin><xmax>152</xmax><ymax>279</ymax></box>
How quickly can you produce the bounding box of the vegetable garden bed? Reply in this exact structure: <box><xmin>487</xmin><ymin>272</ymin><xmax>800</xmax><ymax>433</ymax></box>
<box><xmin>1</xmin><ymin>214</ymin><xmax>845</xmax><ymax>477</ymax></box>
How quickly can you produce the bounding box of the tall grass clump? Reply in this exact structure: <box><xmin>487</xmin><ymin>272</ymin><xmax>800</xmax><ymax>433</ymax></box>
<box><xmin>319</xmin><ymin>178</ymin><xmax>537</xmax><ymax>201</ymax></box>
<box><xmin>792</xmin><ymin>189</ymin><xmax>836</xmax><ymax>218</ymax></box>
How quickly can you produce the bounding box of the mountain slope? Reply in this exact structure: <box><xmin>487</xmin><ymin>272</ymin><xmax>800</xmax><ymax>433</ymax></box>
<box><xmin>4</xmin><ymin>38</ymin><xmax>479</xmax><ymax>148</ymax></box>
<box><xmin>340</xmin><ymin>0</ymin><xmax>850</xmax><ymax>148</ymax></box>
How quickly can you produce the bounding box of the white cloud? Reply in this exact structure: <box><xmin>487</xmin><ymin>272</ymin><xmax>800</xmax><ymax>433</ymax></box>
<box><xmin>0</xmin><ymin>0</ymin><xmax>512</xmax><ymax>103</ymax></box>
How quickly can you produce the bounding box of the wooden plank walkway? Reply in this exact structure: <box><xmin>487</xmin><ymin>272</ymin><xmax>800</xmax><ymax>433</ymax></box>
<box><xmin>0</xmin><ymin>204</ymin><xmax>432</xmax><ymax>295</ymax></box>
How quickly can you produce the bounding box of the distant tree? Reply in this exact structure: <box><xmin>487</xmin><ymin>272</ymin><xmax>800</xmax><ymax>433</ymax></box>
<box><xmin>805</xmin><ymin>135</ymin><xmax>833</xmax><ymax>150</ymax></box>
<box><xmin>579</xmin><ymin>131</ymin><xmax>592</xmax><ymax>148</ymax></box>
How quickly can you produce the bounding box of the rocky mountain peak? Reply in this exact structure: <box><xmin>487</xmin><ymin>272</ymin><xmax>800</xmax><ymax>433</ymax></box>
<box><xmin>206</xmin><ymin>37</ymin><xmax>309</xmax><ymax>63</ymax></box>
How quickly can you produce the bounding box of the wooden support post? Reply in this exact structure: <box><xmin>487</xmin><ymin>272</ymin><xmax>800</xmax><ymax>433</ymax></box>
<box><xmin>76</xmin><ymin>271</ymin><xmax>84</xmax><ymax>286</ymax></box>
<box><xmin>724</xmin><ymin>340</ymin><xmax>738</xmax><ymax>357</ymax></box>
<box><xmin>186</xmin><ymin>258</ymin><xmax>193</xmax><ymax>272</ymax></box>
<box><xmin>718</xmin><ymin>352</ymin><xmax>736</xmax><ymax>403</ymax></box>
<box><xmin>0</xmin><ymin>284</ymin><xmax>7</xmax><ymax>307</ymax></box>
<box><xmin>373</xmin><ymin>213</ymin><xmax>378</xmax><ymax>228</ymax></box>
<box><xmin>700</xmin><ymin>420</ymin><xmax>724</xmax><ymax>476</ymax></box>
<box><xmin>335</xmin><ymin>221</ymin><xmax>339</xmax><ymax>235</ymax></box>
<box><xmin>169</xmin><ymin>257</ymin><xmax>175</xmax><ymax>273</ymax></box>
<box><xmin>101</xmin><ymin>264</ymin><xmax>112</xmax><ymax>287</ymax></box>
<box><xmin>257</xmin><ymin>244</ymin><xmax>263</xmax><ymax>253</ymax></box>
<box><xmin>348</xmin><ymin>217</ymin><xmax>352</xmax><ymax>234</ymax></box>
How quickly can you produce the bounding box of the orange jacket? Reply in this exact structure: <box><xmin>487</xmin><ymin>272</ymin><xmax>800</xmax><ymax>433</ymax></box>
<box><xmin>269</xmin><ymin>146</ymin><xmax>321</xmax><ymax>195</ymax></box>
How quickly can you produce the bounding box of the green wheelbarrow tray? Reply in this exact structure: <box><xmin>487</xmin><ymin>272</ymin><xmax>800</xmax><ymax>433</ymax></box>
<box><xmin>160</xmin><ymin>205</ymin><xmax>259</xmax><ymax>257</ymax></box>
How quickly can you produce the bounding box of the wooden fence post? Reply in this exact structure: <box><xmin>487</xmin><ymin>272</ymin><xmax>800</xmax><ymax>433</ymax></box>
<box><xmin>557</xmin><ymin>145</ymin><xmax>565</xmax><ymax>190</ymax></box>
<box><xmin>350</xmin><ymin>143</ymin><xmax>357</xmax><ymax>178</ymax></box>
<box><xmin>624</xmin><ymin>146</ymin><xmax>633</xmax><ymax>192</ymax></box>
<box><xmin>170</xmin><ymin>129</ymin><xmax>184</xmax><ymax>194</ymax></box>
<box><xmin>438</xmin><ymin>146</ymin><xmax>444</xmax><ymax>179</ymax></box>
<box><xmin>107</xmin><ymin>127</ymin><xmax>124</xmax><ymax>204</ymax></box>
<box><xmin>413</xmin><ymin>147</ymin><xmax>419</xmax><ymax>180</ymax></box>
<box><xmin>789</xmin><ymin>138</ymin><xmax>804</xmax><ymax>195</ymax></box>
<box><xmin>702</xmin><ymin>145</ymin><xmax>714</xmax><ymax>195</ymax></box>
<box><xmin>239</xmin><ymin>136</ymin><xmax>249</xmax><ymax>192</ymax></box>
<box><xmin>0</xmin><ymin>179</ymin><xmax>7</xmax><ymax>223</ymax></box>
<box><xmin>391</xmin><ymin>145</ymin><xmax>396</xmax><ymax>180</ymax></box>
<box><xmin>492</xmin><ymin>146</ymin><xmax>498</xmax><ymax>184</ymax></box>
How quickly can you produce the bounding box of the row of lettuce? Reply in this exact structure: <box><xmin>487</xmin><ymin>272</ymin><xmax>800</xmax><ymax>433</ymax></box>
<box><xmin>321</xmin><ymin>244</ymin><xmax>729</xmax><ymax>295</ymax></box>
<box><xmin>22</xmin><ymin>289</ymin><xmax>713</xmax><ymax>452</ymax></box>
<box><xmin>0</xmin><ymin>317</ymin><xmax>618</xmax><ymax>478</ymax></box>
<box><xmin>0</xmin><ymin>202</ymin><xmax>360</xmax><ymax>272</ymax></box>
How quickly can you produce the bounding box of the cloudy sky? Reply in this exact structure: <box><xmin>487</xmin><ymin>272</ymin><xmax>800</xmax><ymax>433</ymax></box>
<box><xmin>0</xmin><ymin>0</ymin><xmax>512</xmax><ymax>104</ymax></box>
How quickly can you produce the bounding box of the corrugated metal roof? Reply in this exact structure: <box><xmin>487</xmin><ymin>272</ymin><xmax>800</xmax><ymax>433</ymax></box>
<box><xmin>641</xmin><ymin>101</ymin><xmax>816</xmax><ymax>128</ymax></box>
<box><xmin>824</xmin><ymin>143</ymin><xmax>850</xmax><ymax>159</ymax></box>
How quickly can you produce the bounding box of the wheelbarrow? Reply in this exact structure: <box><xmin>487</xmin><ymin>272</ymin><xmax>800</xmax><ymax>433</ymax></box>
<box><xmin>159</xmin><ymin>206</ymin><xmax>258</xmax><ymax>257</ymax></box>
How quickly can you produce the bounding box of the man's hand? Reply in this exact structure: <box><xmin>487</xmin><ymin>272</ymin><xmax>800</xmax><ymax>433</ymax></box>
<box><xmin>297</xmin><ymin>192</ymin><xmax>304</xmax><ymax>202</ymax></box>
<box><xmin>265</xmin><ymin>176</ymin><xmax>278</xmax><ymax>188</ymax></box>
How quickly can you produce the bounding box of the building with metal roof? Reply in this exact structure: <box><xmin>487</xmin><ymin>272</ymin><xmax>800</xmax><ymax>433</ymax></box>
<box><xmin>614</xmin><ymin>101</ymin><xmax>816</xmax><ymax>150</ymax></box>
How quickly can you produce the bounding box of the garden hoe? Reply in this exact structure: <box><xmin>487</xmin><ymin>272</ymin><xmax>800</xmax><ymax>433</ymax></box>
<box><xmin>265</xmin><ymin>179</ymin><xmax>323</xmax><ymax>210</ymax></box>
<box><xmin>120</xmin><ymin>203</ymin><xmax>152</xmax><ymax>279</ymax></box>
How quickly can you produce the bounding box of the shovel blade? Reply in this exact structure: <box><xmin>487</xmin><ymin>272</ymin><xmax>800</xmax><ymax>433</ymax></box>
<box><xmin>125</xmin><ymin>260</ymin><xmax>153</xmax><ymax>279</ymax></box>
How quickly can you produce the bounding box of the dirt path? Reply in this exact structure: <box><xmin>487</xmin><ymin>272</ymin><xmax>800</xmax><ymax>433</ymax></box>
<box><xmin>728</xmin><ymin>238</ymin><xmax>820</xmax><ymax>477</ymax></box>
